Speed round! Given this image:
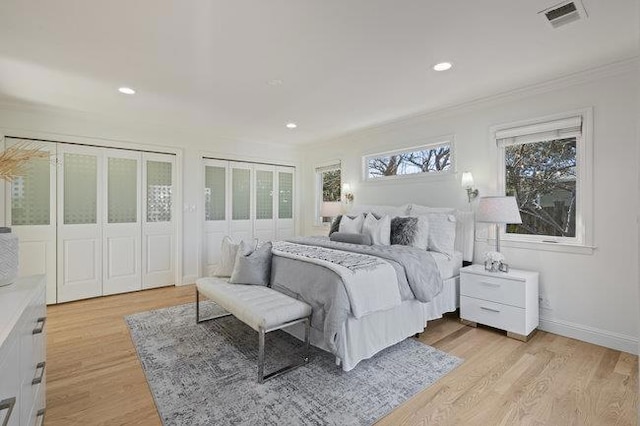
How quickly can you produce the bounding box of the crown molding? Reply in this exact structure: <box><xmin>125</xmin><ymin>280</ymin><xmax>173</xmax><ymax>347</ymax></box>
<box><xmin>309</xmin><ymin>56</ymin><xmax>640</xmax><ymax>145</ymax></box>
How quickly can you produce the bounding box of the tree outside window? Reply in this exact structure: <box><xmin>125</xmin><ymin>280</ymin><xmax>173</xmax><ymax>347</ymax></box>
<box><xmin>505</xmin><ymin>137</ymin><xmax>577</xmax><ymax>238</ymax></box>
<box><xmin>366</xmin><ymin>144</ymin><xmax>451</xmax><ymax>180</ymax></box>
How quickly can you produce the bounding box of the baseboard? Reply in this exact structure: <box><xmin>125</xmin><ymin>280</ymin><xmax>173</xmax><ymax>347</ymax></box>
<box><xmin>539</xmin><ymin>316</ymin><xmax>638</xmax><ymax>355</ymax></box>
<box><xmin>179</xmin><ymin>275</ymin><xmax>198</xmax><ymax>286</ymax></box>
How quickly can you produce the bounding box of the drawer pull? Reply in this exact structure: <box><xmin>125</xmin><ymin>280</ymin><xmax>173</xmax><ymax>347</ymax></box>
<box><xmin>32</xmin><ymin>361</ymin><xmax>46</xmax><ymax>385</ymax></box>
<box><xmin>33</xmin><ymin>317</ymin><xmax>47</xmax><ymax>334</ymax></box>
<box><xmin>480</xmin><ymin>306</ymin><xmax>501</xmax><ymax>313</ymax></box>
<box><xmin>480</xmin><ymin>281</ymin><xmax>501</xmax><ymax>288</ymax></box>
<box><xmin>36</xmin><ymin>408</ymin><xmax>45</xmax><ymax>426</ymax></box>
<box><xmin>0</xmin><ymin>397</ymin><xmax>16</xmax><ymax>426</ymax></box>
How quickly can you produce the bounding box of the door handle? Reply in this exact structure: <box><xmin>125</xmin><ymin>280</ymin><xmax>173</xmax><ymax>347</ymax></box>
<box><xmin>480</xmin><ymin>306</ymin><xmax>501</xmax><ymax>313</ymax></box>
<box><xmin>33</xmin><ymin>316</ymin><xmax>47</xmax><ymax>334</ymax></box>
<box><xmin>32</xmin><ymin>361</ymin><xmax>46</xmax><ymax>385</ymax></box>
<box><xmin>0</xmin><ymin>397</ymin><xmax>16</xmax><ymax>426</ymax></box>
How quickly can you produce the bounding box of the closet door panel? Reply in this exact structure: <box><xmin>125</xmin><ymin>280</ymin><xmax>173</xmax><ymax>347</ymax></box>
<box><xmin>229</xmin><ymin>162</ymin><xmax>253</xmax><ymax>243</ymax></box>
<box><xmin>203</xmin><ymin>159</ymin><xmax>229</xmax><ymax>276</ymax></box>
<box><xmin>142</xmin><ymin>153</ymin><xmax>176</xmax><ymax>288</ymax></box>
<box><xmin>57</xmin><ymin>145</ymin><xmax>103</xmax><ymax>303</ymax></box>
<box><xmin>276</xmin><ymin>167</ymin><xmax>295</xmax><ymax>240</ymax></box>
<box><xmin>103</xmin><ymin>150</ymin><xmax>142</xmax><ymax>295</ymax></box>
<box><xmin>5</xmin><ymin>138</ymin><xmax>57</xmax><ymax>304</ymax></box>
<box><xmin>254</xmin><ymin>166</ymin><xmax>275</xmax><ymax>242</ymax></box>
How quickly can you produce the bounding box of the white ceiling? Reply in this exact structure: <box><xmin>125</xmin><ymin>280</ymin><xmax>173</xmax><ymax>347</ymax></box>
<box><xmin>0</xmin><ymin>0</ymin><xmax>637</xmax><ymax>145</ymax></box>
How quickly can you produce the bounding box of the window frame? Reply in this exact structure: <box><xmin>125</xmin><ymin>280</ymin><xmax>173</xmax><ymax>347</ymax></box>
<box><xmin>315</xmin><ymin>162</ymin><xmax>341</xmax><ymax>226</ymax></box>
<box><xmin>495</xmin><ymin>108</ymin><xmax>594</xmax><ymax>249</ymax></box>
<box><xmin>361</xmin><ymin>137</ymin><xmax>455</xmax><ymax>182</ymax></box>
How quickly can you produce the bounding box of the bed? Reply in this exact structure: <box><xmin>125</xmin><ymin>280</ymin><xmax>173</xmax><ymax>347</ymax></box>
<box><xmin>269</xmin><ymin>204</ymin><xmax>474</xmax><ymax>371</ymax></box>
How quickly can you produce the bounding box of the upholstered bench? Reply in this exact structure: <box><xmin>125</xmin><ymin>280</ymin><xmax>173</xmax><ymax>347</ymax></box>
<box><xmin>195</xmin><ymin>277</ymin><xmax>312</xmax><ymax>383</ymax></box>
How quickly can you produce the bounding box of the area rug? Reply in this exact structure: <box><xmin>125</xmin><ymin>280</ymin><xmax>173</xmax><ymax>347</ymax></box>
<box><xmin>126</xmin><ymin>302</ymin><xmax>462</xmax><ymax>426</ymax></box>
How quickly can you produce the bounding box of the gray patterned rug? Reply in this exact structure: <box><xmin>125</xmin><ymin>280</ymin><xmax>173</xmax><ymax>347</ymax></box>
<box><xmin>126</xmin><ymin>302</ymin><xmax>462</xmax><ymax>426</ymax></box>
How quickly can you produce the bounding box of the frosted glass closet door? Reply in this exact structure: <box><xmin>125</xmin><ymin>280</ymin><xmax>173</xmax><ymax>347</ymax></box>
<box><xmin>103</xmin><ymin>149</ymin><xmax>142</xmax><ymax>295</ymax></box>
<box><xmin>229</xmin><ymin>162</ymin><xmax>253</xmax><ymax>243</ymax></box>
<box><xmin>142</xmin><ymin>153</ymin><xmax>176</xmax><ymax>288</ymax></box>
<box><xmin>5</xmin><ymin>138</ymin><xmax>57</xmax><ymax>304</ymax></box>
<box><xmin>254</xmin><ymin>166</ymin><xmax>275</xmax><ymax>241</ymax></box>
<box><xmin>276</xmin><ymin>167</ymin><xmax>295</xmax><ymax>240</ymax></box>
<box><xmin>57</xmin><ymin>145</ymin><xmax>103</xmax><ymax>302</ymax></box>
<box><xmin>203</xmin><ymin>159</ymin><xmax>229</xmax><ymax>276</ymax></box>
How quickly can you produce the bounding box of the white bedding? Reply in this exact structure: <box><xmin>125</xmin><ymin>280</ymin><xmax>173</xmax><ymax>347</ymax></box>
<box><xmin>431</xmin><ymin>250</ymin><xmax>463</xmax><ymax>280</ymax></box>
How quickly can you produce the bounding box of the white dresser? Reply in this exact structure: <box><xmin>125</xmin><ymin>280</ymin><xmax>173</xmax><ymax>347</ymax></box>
<box><xmin>0</xmin><ymin>276</ymin><xmax>46</xmax><ymax>426</ymax></box>
<box><xmin>460</xmin><ymin>264</ymin><xmax>539</xmax><ymax>341</ymax></box>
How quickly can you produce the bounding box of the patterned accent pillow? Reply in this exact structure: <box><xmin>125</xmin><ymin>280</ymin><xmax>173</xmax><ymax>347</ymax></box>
<box><xmin>390</xmin><ymin>216</ymin><xmax>429</xmax><ymax>250</ymax></box>
<box><xmin>229</xmin><ymin>241</ymin><xmax>273</xmax><ymax>286</ymax></box>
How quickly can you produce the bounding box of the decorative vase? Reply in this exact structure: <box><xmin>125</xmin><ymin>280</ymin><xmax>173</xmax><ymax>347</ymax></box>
<box><xmin>0</xmin><ymin>227</ymin><xmax>18</xmax><ymax>287</ymax></box>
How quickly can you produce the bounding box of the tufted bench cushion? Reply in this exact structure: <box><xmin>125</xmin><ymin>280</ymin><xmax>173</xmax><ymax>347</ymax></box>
<box><xmin>196</xmin><ymin>278</ymin><xmax>312</xmax><ymax>332</ymax></box>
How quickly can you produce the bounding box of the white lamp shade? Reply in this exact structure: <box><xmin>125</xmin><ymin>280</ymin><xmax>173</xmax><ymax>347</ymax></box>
<box><xmin>320</xmin><ymin>201</ymin><xmax>342</xmax><ymax>217</ymax></box>
<box><xmin>342</xmin><ymin>183</ymin><xmax>351</xmax><ymax>193</ymax></box>
<box><xmin>461</xmin><ymin>171</ymin><xmax>474</xmax><ymax>188</ymax></box>
<box><xmin>476</xmin><ymin>196</ymin><xmax>522</xmax><ymax>224</ymax></box>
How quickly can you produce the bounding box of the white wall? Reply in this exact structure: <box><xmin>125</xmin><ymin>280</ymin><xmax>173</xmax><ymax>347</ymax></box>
<box><xmin>300</xmin><ymin>61</ymin><xmax>640</xmax><ymax>354</ymax></box>
<box><xmin>0</xmin><ymin>103</ymin><xmax>303</xmax><ymax>284</ymax></box>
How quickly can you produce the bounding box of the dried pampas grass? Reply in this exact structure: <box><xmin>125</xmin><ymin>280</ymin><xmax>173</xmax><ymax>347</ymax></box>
<box><xmin>0</xmin><ymin>142</ymin><xmax>51</xmax><ymax>181</ymax></box>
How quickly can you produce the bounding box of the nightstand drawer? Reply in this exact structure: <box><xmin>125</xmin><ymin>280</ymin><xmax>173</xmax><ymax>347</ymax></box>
<box><xmin>460</xmin><ymin>272</ymin><xmax>525</xmax><ymax>308</ymax></box>
<box><xmin>460</xmin><ymin>296</ymin><xmax>525</xmax><ymax>334</ymax></box>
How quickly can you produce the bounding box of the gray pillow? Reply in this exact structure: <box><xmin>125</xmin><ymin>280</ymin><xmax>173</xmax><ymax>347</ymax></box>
<box><xmin>329</xmin><ymin>215</ymin><xmax>342</xmax><ymax>235</ymax></box>
<box><xmin>329</xmin><ymin>232</ymin><xmax>372</xmax><ymax>245</ymax></box>
<box><xmin>229</xmin><ymin>241</ymin><xmax>273</xmax><ymax>286</ymax></box>
<box><xmin>390</xmin><ymin>216</ymin><xmax>429</xmax><ymax>249</ymax></box>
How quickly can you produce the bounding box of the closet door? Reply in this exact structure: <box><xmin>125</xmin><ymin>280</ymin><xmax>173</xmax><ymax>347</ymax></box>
<box><xmin>203</xmin><ymin>159</ymin><xmax>229</xmax><ymax>276</ymax></box>
<box><xmin>254</xmin><ymin>165</ymin><xmax>275</xmax><ymax>241</ymax></box>
<box><xmin>103</xmin><ymin>149</ymin><xmax>142</xmax><ymax>295</ymax></box>
<box><xmin>276</xmin><ymin>167</ymin><xmax>295</xmax><ymax>240</ymax></box>
<box><xmin>142</xmin><ymin>153</ymin><xmax>176</xmax><ymax>288</ymax></box>
<box><xmin>5</xmin><ymin>139</ymin><xmax>57</xmax><ymax>304</ymax></box>
<box><xmin>229</xmin><ymin>162</ymin><xmax>253</xmax><ymax>243</ymax></box>
<box><xmin>57</xmin><ymin>145</ymin><xmax>103</xmax><ymax>302</ymax></box>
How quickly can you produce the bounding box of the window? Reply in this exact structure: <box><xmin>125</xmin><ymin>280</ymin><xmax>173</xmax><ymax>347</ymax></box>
<box><xmin>364</xmin><ymin>141</ymin><xmax>452</xmax><ymax>181</ymax></box>
<box><xmin>316</xmin><ymin>164</ymin><xmax>341</xmax><ymax>224</ymax></box>
<box><xmin>497</xmin><ymin>111</ymin><xmax>592</xmax><ymax>246</ymax></box>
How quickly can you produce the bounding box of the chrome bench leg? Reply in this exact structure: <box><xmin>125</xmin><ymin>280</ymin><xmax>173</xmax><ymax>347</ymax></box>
<box><xmin>258</xmin><ymin>316</ymin><xmax>312</xmax><ymax>383</ymax></box>
<box><xmin>195</xmin><ymin>288</ymin><xmax>231</xmax><ymax>324</ymax></box>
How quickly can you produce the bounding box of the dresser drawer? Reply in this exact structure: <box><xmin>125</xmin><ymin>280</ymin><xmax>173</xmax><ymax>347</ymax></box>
<box><xmin>0</xmin><ymin>333</ymin><xmax>21</xmax><ymax>426</ymax></box>
<box><xmin>460</xmin><ymin>296</ymin><xmax>526</xmax><ymax>335</ymax></box>
<box><xmin>461</xmin><ymin>272</ymin><xmax>525</xmax><ymax>308</ymax></box>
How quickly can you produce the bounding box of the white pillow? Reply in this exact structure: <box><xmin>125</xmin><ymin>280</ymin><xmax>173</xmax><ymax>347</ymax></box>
<box><xmin>339</xmin><ymin>214</ymin><xmax>364</xmax><ymax>233</ymax></box>
<box><xmin>426</xmin><ymin>213</ymin><xmax>456</xmax><ymax>259</ymax></box>
<box><xmin>409</xmin><ymin>204</ymin><xmax>455</xmax><ymax>216</ymax></box>
<box><xmin>214</xmin><ymin>236</ymin><xmax>257</xmax><ymax>277</ymax></box>
<box><xmin>362</xmin><ymin>214</ymin><xmax>391</xmax><ymax>245</ymax></box>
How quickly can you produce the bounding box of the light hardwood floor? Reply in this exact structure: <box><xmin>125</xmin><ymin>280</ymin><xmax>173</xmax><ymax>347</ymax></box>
<box><xmin>46</xmin><ymin>285</ymin><xmax>638</xmax><ymax>426</ymax></box>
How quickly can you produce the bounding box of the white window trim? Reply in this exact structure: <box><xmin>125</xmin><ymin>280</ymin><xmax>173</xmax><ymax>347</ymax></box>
<box><xmin>315</xmin><ymin>161</ymin><xmax>341</xmax><ymax>226</ymax></box>
<box><xmin>361</xmin><ymin>136</ymin><xmax>455</xmax><ymax>182</ymax></box>
<box><xmin>493</xmin><ymin>107</ymin><xmax>594</xmax><ymax>252</ymax></box>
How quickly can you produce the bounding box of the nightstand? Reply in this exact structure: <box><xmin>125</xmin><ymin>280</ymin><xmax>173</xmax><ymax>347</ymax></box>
<box><xmin>459</xmin><ymin>264</ymin><xmax>539</xmax><ymax>341</ymax></box>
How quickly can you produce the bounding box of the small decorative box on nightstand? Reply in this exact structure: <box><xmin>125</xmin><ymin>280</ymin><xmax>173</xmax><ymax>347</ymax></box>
<box><xmin>459</xmin><ymin>264</ymin><xmax>539</xmax><ymax>341</ymax></box>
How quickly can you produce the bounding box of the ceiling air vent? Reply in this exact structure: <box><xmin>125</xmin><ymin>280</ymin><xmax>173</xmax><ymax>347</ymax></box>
<box><xmin>539</xmin><ymin>1</ymin><xmax>588</xmax><ymax>28</ymax></box>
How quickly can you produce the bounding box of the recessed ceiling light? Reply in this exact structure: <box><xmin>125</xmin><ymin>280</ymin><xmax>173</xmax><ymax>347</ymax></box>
<box><xmin>267</xmin><ymin>79</ymin><xmax>283</xmax><ymax>86</ymax></box>
<box><xmin>118</xmin><ymin>87</ymin><xmax>136</xmax><ymax>95</ymax></box>
<box><xmin>286</xmin><ymin>122</ymin><xmax>297</xmax><ymax>129</ymax></box>
<box><xmin>433</xmin><ymin>62</ymin><xmax>453</xmax><ymax>71</ymax></box>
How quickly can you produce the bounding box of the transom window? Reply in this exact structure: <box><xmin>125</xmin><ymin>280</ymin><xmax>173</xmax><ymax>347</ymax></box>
<box><xmin>364</xmin><ymin>141</ymin><xmax>452</xmax><ymax>181</ymax></box>
<box><xmin>496</xmin><ymin>111</ymin><xmax>592</xmax><ymax>246</ymax></box>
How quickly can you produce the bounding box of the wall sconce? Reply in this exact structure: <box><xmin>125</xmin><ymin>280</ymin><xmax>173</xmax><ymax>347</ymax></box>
<box><xmin>461</xmin><ymin>171</ymin><xmax>479</xmax><ymax>203</ymax></box>
<box><xmin>342</xmin><ymin>183</ymin><xmax>354</xmax><ymax>203</ymax></box>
